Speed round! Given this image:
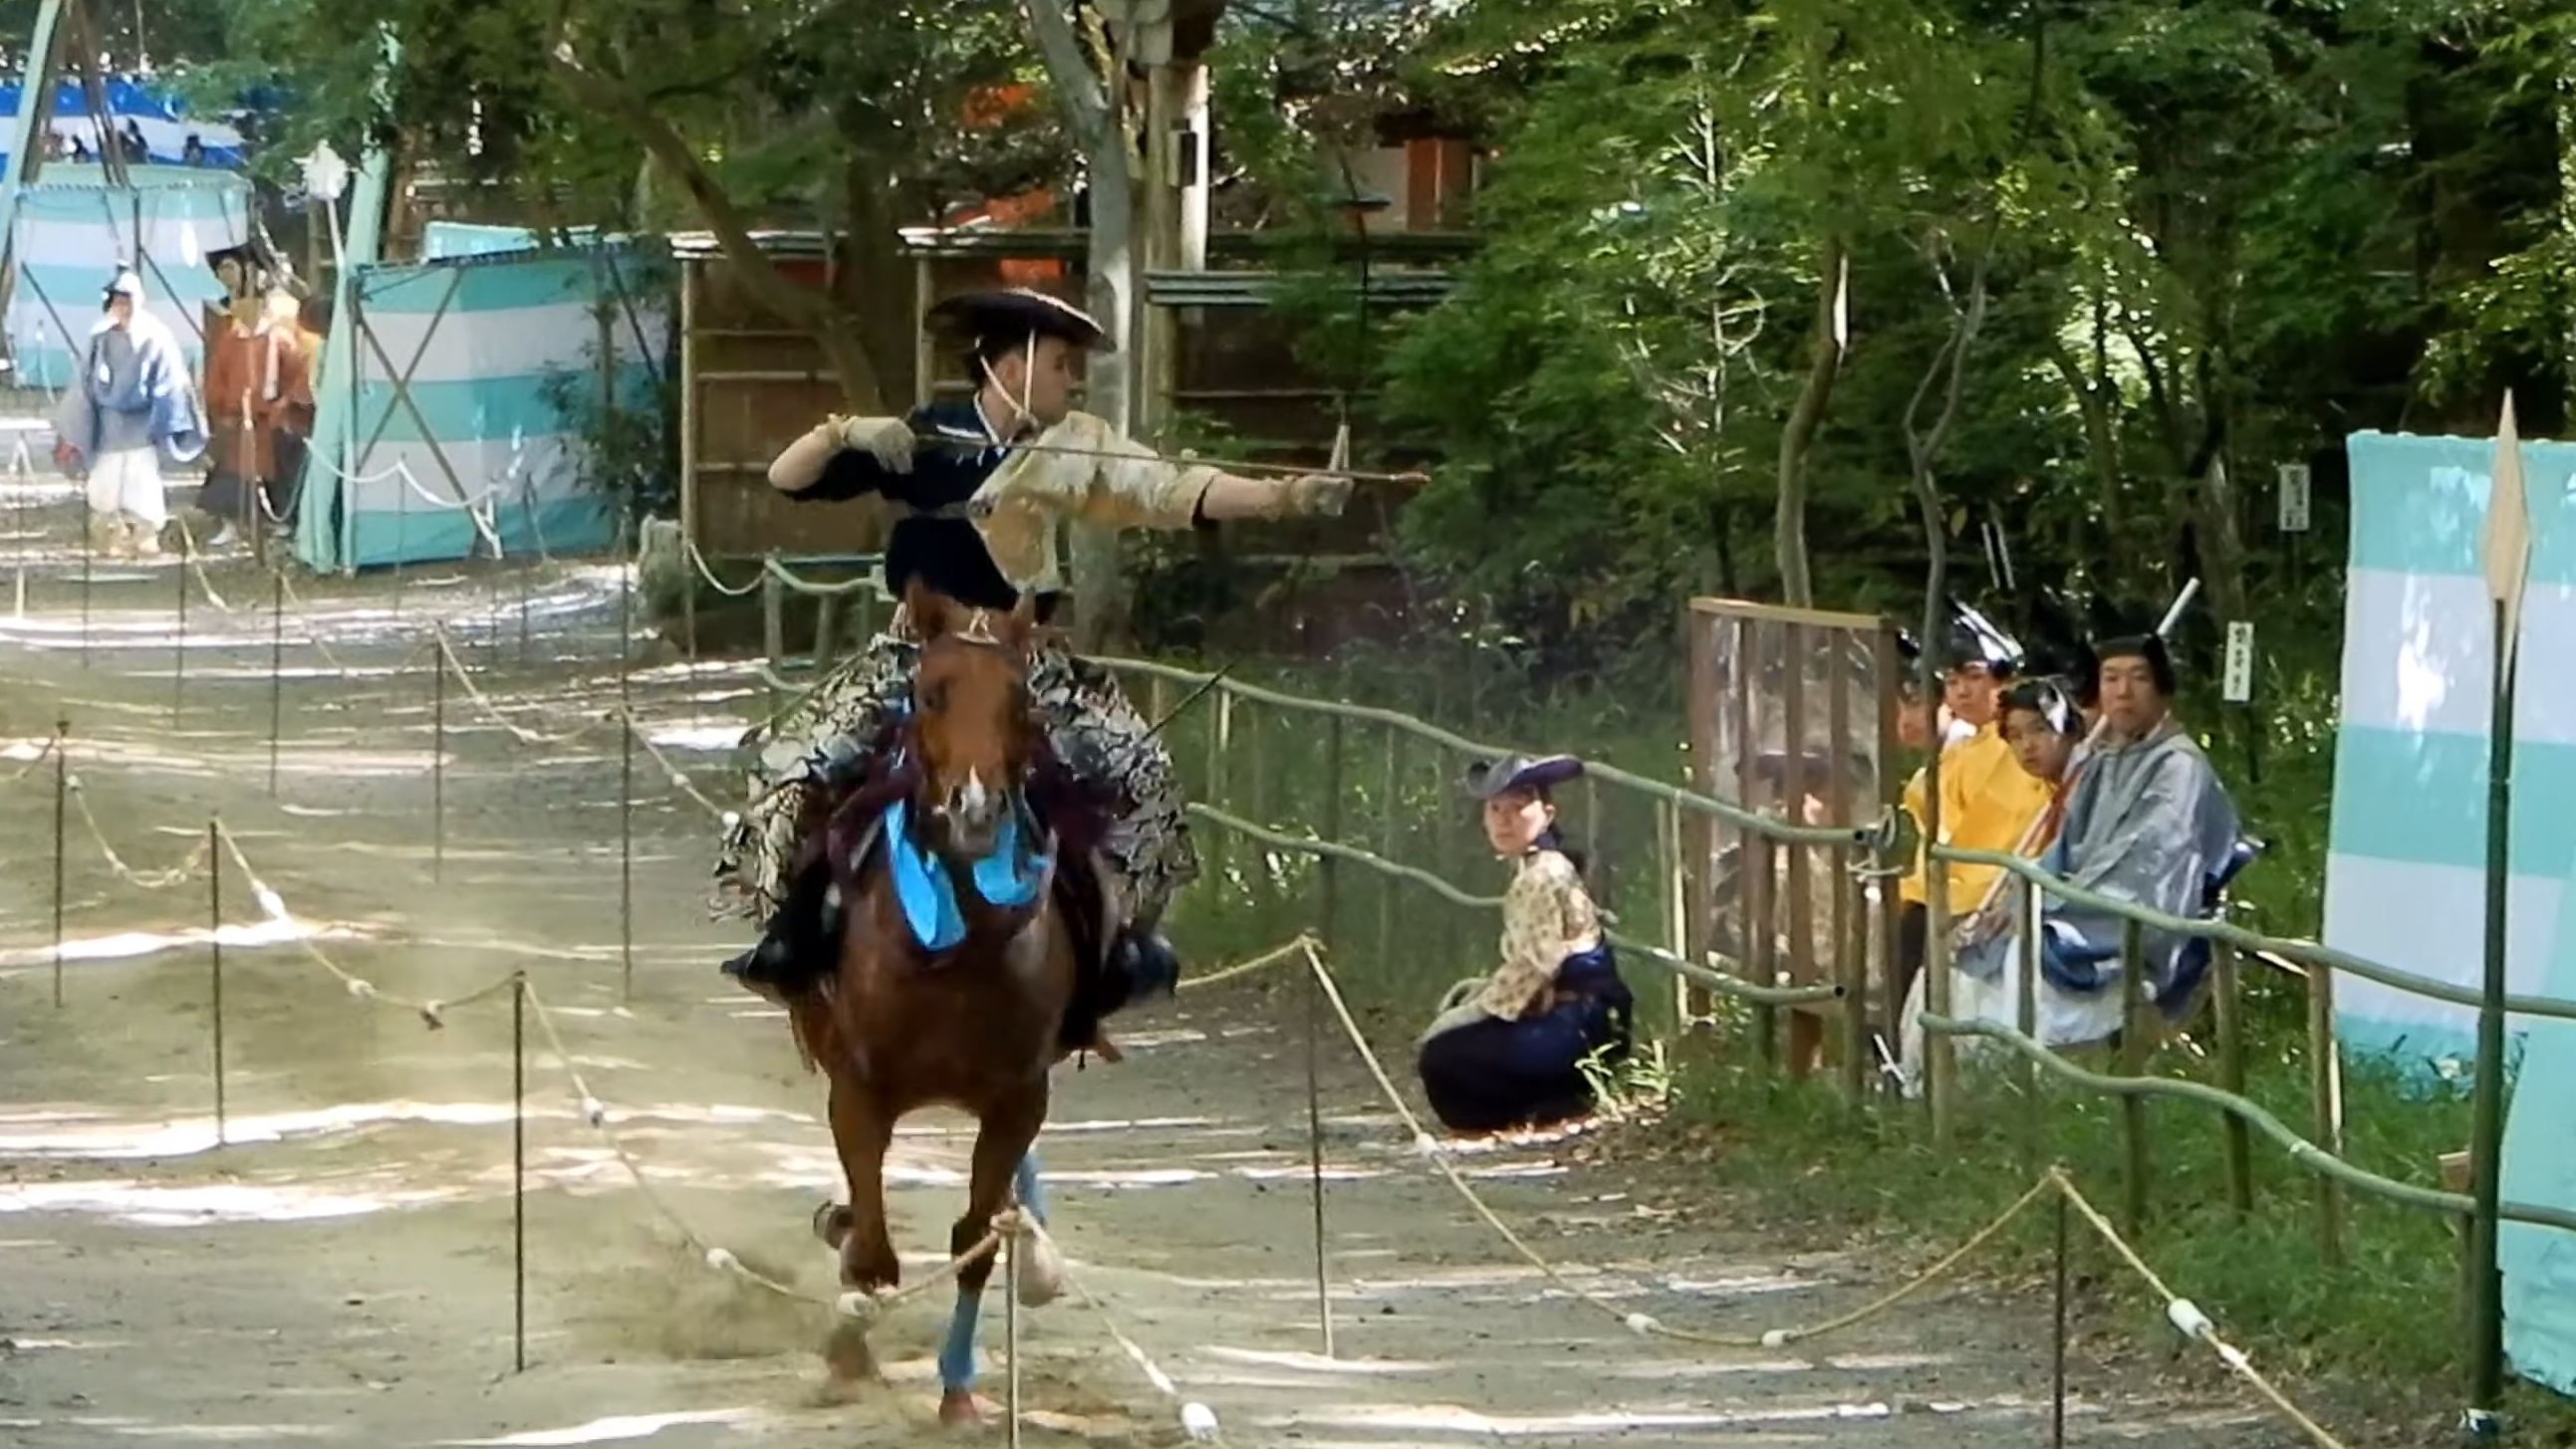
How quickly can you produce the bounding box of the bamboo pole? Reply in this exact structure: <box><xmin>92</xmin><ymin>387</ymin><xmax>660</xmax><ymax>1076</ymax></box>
<box><xmin>619</xmin><ymin>515</ymin><xmax>635</xmax><ymax>1001</ymax></box>
<box><xmin>172</xmin><ymin>527</ymin><xmax>188</xmax><ymax>726</ymax></box>
<box><xmin>2213</xmin><ymin>942</ymin><xmax>2253</xmax><ymax>1215</ymax></box>
<box><xmin>2119</xmin><ymin>917</ymin><xmax>2150</xmax><ymax>1234</ymax></box>
<box><xmin>2308</xmin><ymin>957</ymin><xmax>2346</xmax><ymax>1267</ymax></box>
<box><xmin>78</xmin><ymin>488</ymin><xmax>90</xmax><ymax>668</ymax></box>
<box><xmin>513</xmin><ymin>974</ymin><xmax>528</xmax><ymax>1373</ymax></box>
<box><xmin>1320</xmin><ymin>716</ymin><xmax>1346</xmax><ymax>948</ymax></box>
<box><xmin>2467</xmin><ymin>597</ymin><xmax>2517</xmax><ymax>1421</ymax></box>
<box><xmin>1206</xmin><ymin>690</ymin><xmax>1231</xmax><ymax>896</ymax></box>
<box><xmin>2052</xmin><ymin>1191</ymin><xmax>2070</xmax><ymax>1448</ymax></box>
<box><xmin>760</xmin><ymin>550</ymin><xmax>784</xmax><ymax>712</ymax></box>
<box><xmin>207</xmin><ymin>818</ymin><xmax>225</xmax><ymax>1146</ymax></box>
<box><xmin>266</xmin><ymin>569</ymin><xmax>284</xmax><ymax>793</ymax></box>
<box><xmin>431</xmin><ymin>626</ymin><xmax>447</xmax><ymax>882</ymax></box>
<box><xmin>678</xmin><ymin>264</ymin><xmax>698</xmax><ymax>661</ymax></box>
<box><xmin>1378</xmin><ymin>726</ymin><xmax>1401</xmax><ymax>970</ymax></box>
<box><xmin>2019</xmin><ymin>878</ymin><xmax>2042</xmax><ymax>1093</ymax></box>
<box><xmin>51</xmin><ymin>717</ymin><xmax>67</xmax><ymax>1007</ymax></box>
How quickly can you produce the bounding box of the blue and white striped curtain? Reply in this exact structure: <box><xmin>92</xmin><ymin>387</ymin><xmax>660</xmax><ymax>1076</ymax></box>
<box><xmin>2332</xmin><ymin>427</ymin><xmax>2576</xmax><ymax>1397</ymax></box>
<box><xmin>2</xmin><ymin>170</ymin><xmax>252</xmax><ymax>388</ymax></box>
<box><xmin>299</xmin><ymin>246</ymin><xmax>667</xmax><ymax>571</ymax></box>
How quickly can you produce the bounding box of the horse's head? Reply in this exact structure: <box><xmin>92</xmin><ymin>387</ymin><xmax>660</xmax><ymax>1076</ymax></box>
<box><xmin>904</xmin><ymin>581</ymin><xmax>1042</xmax><ymax>859</ymax></box>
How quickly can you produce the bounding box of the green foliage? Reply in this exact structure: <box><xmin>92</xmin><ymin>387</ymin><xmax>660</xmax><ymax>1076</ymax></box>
<box><xmin>1368</xmin><ymin>0</ymin><xmax>2569</xmax><ymax>665</ymax></box>
<box><xmin>531</xmin><ymin>244</ymin><xmax>680</xmax><ymax>523</ymax></box>
<box><xmin>190</xmin><ymin>0</ymin><xmax>1063</xmax><ymax>236</ymax></box>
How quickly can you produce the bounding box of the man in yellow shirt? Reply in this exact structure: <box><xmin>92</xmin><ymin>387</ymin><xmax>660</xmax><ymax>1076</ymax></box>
<box><xmin>1896</xmin><ymin>603</ymin><xmax>2054</xmax><ymax>1006</ymax></box>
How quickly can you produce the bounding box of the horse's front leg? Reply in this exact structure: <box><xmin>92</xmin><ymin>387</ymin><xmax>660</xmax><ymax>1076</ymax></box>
<box><xmin>1011</xmin><ymin>1151</ymin><xmax>1065</xmax><ymax>1308</ymax></box>
<box><xmin>823</xmin><ymin>1073</ymin><xmax>900</xmax><ymax>1294</ymax></box>
<box><xmin>935</xmin><ymin>1086</ymin><xmax>1048</xmax><ymax>1428</ymax></box>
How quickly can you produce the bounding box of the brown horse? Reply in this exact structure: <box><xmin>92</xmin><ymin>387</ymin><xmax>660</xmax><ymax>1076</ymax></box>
<box><xmin>790</xmin><ymin>582</ymin><xmax>1079</xmax><ymax>1426</ymax></box>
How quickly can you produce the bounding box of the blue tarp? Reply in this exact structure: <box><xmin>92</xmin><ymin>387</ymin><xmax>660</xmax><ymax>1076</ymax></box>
<box><xmin>0</xmin><ymin>77</ymin><xmax>246</xmax><ymax>167</ymax></box>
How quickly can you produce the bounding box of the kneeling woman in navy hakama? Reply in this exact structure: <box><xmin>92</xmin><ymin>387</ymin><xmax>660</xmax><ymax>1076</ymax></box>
<box><xmin>1417</xmin><ymin>755</ymin><xmax>1635</xmax><ymax>1134</ymax></box>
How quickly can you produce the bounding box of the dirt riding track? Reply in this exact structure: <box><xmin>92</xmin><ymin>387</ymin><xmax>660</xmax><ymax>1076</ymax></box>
<box><xmin>0</xmin><ymin>483</ymin><xmax>2285</xmax><ymax>1446</ymax></box>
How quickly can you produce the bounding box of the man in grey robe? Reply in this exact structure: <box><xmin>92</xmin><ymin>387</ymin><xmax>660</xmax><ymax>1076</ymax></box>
<box><xmin>1918</xmin><ymin>631</ymin><xmax>2240</xmax><ymax>1057</ymax></box>
<box><xmin>53</xmin><ymin>268</ymin><xmax>206</xmax><ymax>559</ymax></box>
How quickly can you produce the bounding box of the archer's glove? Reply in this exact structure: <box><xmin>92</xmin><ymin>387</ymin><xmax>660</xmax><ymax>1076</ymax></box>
<box><xmin>1280</xmin><ymin>473</ymin><xmax>1354</xmax><ymax>518</ymax></box>
<box><xmin>833</xmin><ymin>415</ymin><xmax>914</xmax><ymax>474</ymax></box>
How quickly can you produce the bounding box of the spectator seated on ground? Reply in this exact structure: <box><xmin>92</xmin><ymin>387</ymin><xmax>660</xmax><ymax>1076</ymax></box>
<box><xmin>1416</xmin><ymin>754</ymin><xmax>1635</xmax><ymax>1135</ymax></box>
<box><xmin>1905</xmin><ymin>631</ymin><xmax>2240</xmax><ymax>1059</ymax></box>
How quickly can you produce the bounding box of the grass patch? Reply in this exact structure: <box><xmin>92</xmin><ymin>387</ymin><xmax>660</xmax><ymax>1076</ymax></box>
<box><xmin>1657</xmin><ymin>1016</ymin><xmax>2576</xmax><ymax>1440</ymax></box>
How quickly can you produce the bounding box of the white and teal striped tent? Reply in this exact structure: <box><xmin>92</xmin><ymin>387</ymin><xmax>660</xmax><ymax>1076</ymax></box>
<box><xmin>3</xmin><ymin>167</ymin><xmax>253</xmax><ymax>387</ymax></box>
<box><xmin>2325</xmin><ymin>429</ymin><xmax>2576</xmax><ymax>1074</ymax></box>
<box><xmin>294</xmin><ymin>241</ymin><xmax>668</xmax><ymax>572</ymax></box>
<box><xmin>2332</xmin><ymin>429</ymin><xmax>2576</xmax><ymax>1396</ymax></box>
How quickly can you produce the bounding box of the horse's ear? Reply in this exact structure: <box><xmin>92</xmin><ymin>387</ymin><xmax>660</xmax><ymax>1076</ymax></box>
<box><xmin>903</xmin><ymin>579</ymin><xmax>945</xmax><ymax>639</ymax></box>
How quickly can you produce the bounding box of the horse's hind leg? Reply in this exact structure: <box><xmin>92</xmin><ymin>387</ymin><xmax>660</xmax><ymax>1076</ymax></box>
<box><xmin>935</xmin><ymin>1089</ymin><xmax>1047</xmax><ymax>1427</ymax></box>
<box><xmin>824</xmin><ymin>1073</ymin><xmax>900</xmax><ymax>1294</ymax></box>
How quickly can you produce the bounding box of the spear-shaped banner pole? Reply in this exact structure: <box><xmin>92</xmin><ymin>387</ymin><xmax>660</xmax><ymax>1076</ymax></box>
<box><xmin>2465</xmin><ymin>391</ymin><xmax>2530</xmax><ymax>1439</ymax></box>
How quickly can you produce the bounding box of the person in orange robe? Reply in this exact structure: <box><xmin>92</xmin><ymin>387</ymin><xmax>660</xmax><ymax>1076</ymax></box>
<box><xmin>196</xmin><ymin>252</ymin><xmax>315</xmax><ymax>547</ymax></box>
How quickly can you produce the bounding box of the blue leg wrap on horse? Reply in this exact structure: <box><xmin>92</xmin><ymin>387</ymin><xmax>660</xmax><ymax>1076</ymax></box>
<box><xmin>1014</xmin><ymin>1152</ymin><xmax>1049</xmax><ymax>1226</ymax></box>
<box><xmin>937</xmin><ymin>1286</ymin><xmax>982</xmax><ymax>1394</ymax></box>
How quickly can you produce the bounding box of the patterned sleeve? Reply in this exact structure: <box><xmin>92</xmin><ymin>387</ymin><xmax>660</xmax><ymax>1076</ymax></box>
<box><xmin>1477</xmin><ymin>850</ymin><xmax>1598</xmax><ymax>1020</ymax></box>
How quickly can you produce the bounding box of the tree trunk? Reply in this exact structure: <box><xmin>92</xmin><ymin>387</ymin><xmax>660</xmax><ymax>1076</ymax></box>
<box><xmin>550</xmin><ymin>43</ymin><xmax>884</xmax><ymax>408</ymax></box>
<box><xmin>1774</xmin><ymin>235</ymin><xmax>1844</xmax><ymax>606</ymax></box>
<box><xmin>1026</xmin><ymin>0</ymin><xmax>1137</xmax><ymax>650</ymax></box>
<box><xmin>2047</xmin><ymin>341</ymin><xmax>2126</xmax><ymax>546</ymax></box>
<box><xmin>840</xmin><ymin>158</ymin><xmax>917</xmax><ymax>408</ymax></box>
<box><xmin>2192</xmin><ymin>450</ymin><xmax>2249</xmax><ymax>636</ymax></box>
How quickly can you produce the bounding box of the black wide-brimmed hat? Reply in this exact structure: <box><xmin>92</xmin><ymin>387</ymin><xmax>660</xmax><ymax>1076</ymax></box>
<box><xmin>1462</xmin><ymin>753</ymin><xmax>1585</xmax><ymax>801</ymax></box>
<box><xmin>204</xmin><ymin>242</ymin><xmax>270</xmax><ymax>282</ymax></box>
<box><xmin>926</xmin><ymin>288</ymin><xmax>1113</xmax><ymax>354</ymax></box>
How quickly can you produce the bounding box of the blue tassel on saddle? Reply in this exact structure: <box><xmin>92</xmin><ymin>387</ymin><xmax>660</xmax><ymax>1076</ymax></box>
<box><xmin>886</xmin><ymin>797</ymin><xmax>1053</xmax><ymax>953</ymax></box>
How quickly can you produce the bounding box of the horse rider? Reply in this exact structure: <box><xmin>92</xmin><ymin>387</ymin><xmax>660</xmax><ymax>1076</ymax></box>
<box><xmin>715</xmin><ymin>287</ymin><xmax>1353</xmax><ymax>1040</ymax></box>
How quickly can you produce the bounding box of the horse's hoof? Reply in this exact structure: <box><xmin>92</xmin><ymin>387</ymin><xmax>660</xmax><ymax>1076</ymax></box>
<box><xmin>936</xmin><ymin>1388</ymin><xmax>988</xmax><ymax>1429</ymax></box>
<box><xmin>823</xmin><ymin>1319</ymin><xmax>877</xmax><ymax>1382</ymax></box>
<box><xmin>814</xmin><ymin>1201</ymin><xmax>852</xmax><ymax>1248</ymax></box>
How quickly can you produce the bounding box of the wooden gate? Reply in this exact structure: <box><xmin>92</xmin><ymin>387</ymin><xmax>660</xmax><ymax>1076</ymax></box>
<box><xmin>1683</xmin><ymin>598</ymin><xmax>1907</xmax><ymax>1080</ymax></box>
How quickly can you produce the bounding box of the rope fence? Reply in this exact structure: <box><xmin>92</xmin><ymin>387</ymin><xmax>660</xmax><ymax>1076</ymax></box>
<box><xmin>429</xmin><ymin>623</ymin><xmax>618</xmax><ymax>749</ymax></box>
<box><xmin>2</xmin><ymin>503</ymin><xmax>2552</xmax><ymax>1439</ymax></box>
<box><xmin>10</xmin><ymin>672</ymin><xmax>1232</xmax><ymax>1436</ymax></box>
<box><xmin>1293</xmin><ymin>935</ymin><xmax>2350</xmax><ymax>1444</ymax></box>
<box><xmin>67</xmin><ymin>773</ymin><xmax>212</xmax><ymax>889</ymax></box>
